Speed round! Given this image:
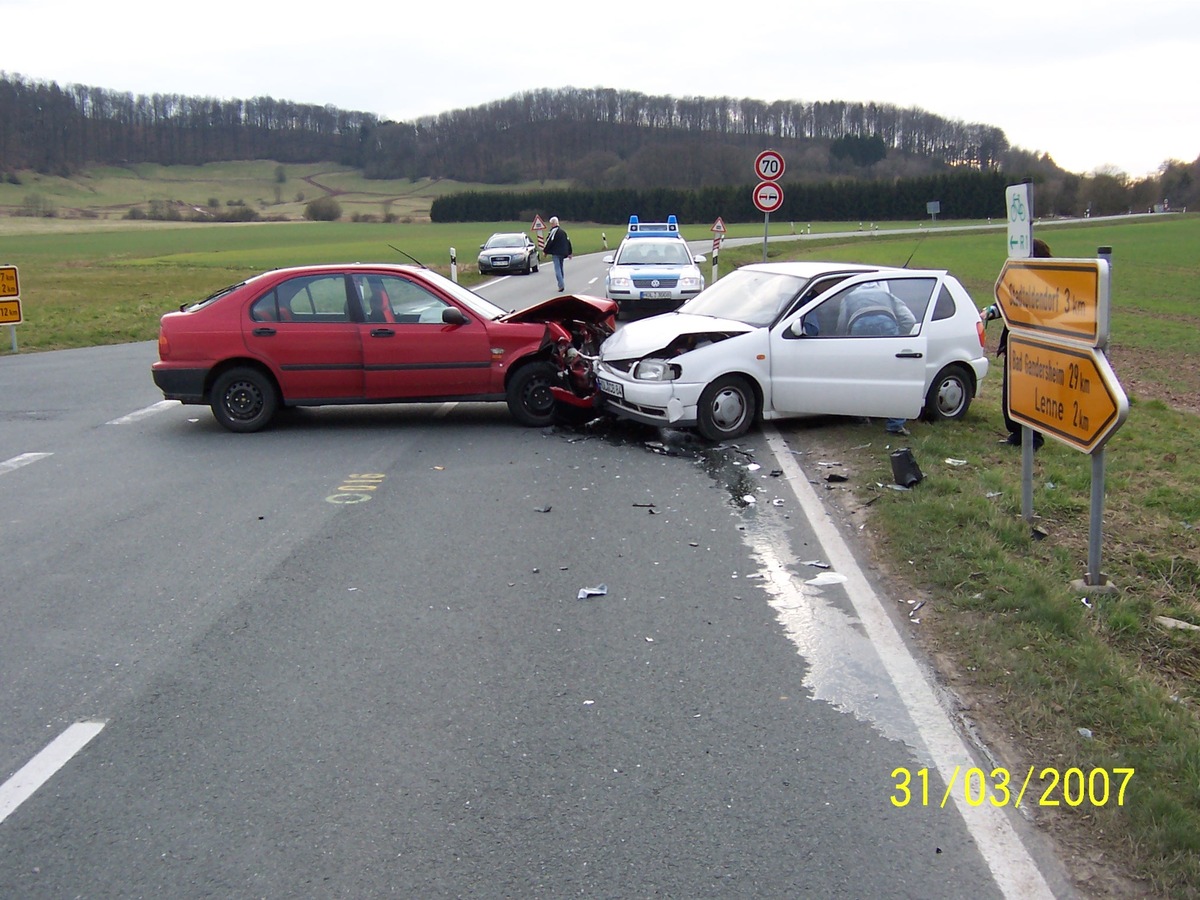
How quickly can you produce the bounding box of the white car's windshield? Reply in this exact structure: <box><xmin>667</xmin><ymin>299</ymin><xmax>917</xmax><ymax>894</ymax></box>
<box><xmin>678</xmin><ymin>269</ymin><xmax>809</xmax><ymax>327</ymax></box>
<box><xmin>616</xmin><ymin>241</ymin><xmax>694</xmax><ymax>266</ymax></box>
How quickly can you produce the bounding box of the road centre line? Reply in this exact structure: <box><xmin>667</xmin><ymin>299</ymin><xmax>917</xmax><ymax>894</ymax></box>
<box><xmin>0</xmin><ymin>452</ymin><xmax>52</xmax><ymax>475</ymax></box>
<box><xmin>106</xmin><ymin>400</ymin><xmax>179</xmax><ymax>425</ymax></box>
<box><xmin>763</xmin><ymin>425</ymin><xmax>1056</xmax><ymax>900</ymax></box>
<box><xmin>0</xmin><ymin>721</ymin><xmax>106</xmax><ymax>825</ymax></box>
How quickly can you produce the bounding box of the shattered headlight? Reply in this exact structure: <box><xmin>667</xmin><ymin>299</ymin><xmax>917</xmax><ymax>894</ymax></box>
<box><xmin>633</xmin><ymin>359</ymin><xmax>681</xmax><ymax>381</ymax></box>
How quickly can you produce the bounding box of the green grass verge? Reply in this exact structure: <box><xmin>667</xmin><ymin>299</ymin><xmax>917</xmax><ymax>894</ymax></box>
<box><xmin>720</xmin><ymin>216</ymin><xmax>1200</xmax><ymax>896</ymax></box>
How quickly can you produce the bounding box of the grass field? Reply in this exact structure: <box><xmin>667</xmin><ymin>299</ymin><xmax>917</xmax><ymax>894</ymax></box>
<box><xmin>2</xmin><ymin>181</ymin><xmax>1198</xmax><ymax>895</ymax></box>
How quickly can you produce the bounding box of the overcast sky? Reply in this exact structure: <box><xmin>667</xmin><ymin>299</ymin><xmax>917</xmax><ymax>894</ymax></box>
<box><xmin>5</xmin><ymin>0</ymin><xmax>1195</xmax><ymax>180</ymax></box>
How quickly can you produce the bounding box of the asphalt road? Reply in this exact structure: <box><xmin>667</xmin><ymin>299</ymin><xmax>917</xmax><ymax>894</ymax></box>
<box><xmin>0</xmin><ymin>269</ymin><xmax>1071</xmax><ymax>897</ymax></box>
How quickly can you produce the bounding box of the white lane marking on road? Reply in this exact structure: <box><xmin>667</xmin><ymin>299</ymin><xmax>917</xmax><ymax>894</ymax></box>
<box><xmin>764</xmin><ymin>426</ymin><xmax>1055</xmax><ymax>900</ymax></box>
<box><xmin>0</xmin><ymin>721</ymin><xmax>106</xmax><ymax>825</ymax></box>
<box><xmin>107</xmin><ymin>400</ymin><xmax>179</xmax><ymax>425</ymax></box>
<box><xmin>0</xmin><ymin>452</ymin><xmax>52</xmax><ymax>475</ymax></box>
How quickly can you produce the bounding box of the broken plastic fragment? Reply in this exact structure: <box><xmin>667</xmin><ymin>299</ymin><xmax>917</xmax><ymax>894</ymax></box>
<box><xmin>577</xmin><ymin>583</ymin><xmax>608</xmax><ymax>600</ymax></box>
<box><xmin>825</xmin><ymin>473</ymin><xmax>849</xmax><ymax>483</ymax></box>
<box><xmin>741</xmin><ymin>494</ymin><xmax>757</xmax><ymax>504</ymax></box>
<box><xmin>1077</xmin><ymin>727</ymin><xmax>1093</xmax><ymax>739</ymax></box>
<box><xmin>772</xmin><ymin>498</ymin><xmax>785</xmax><ymax>506</ymax></box>
<box><xmin>805</xmin><ymin>572</ymin><xmax>848</xmax><ymax>586</ymax></box>
<box><xmin>944</xmin><ymin>458</ymin><xmax>968</xmax><ymax>466</ymax></box>
<box><xmin>801</xmin><ymin>560</ymin><xmax>831</xmax><ymax>569</ymax></box>
<box><xmin>535</xmin><ymin>505</ymin><xmax>552</xmax><ymax>513</ymax></box>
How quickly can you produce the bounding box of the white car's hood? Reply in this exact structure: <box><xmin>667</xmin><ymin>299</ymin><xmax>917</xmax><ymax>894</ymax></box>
<box><xmin>601</xmin><ymin>313</ymin><xmax>753</xmax><ymax>359</ymax></box>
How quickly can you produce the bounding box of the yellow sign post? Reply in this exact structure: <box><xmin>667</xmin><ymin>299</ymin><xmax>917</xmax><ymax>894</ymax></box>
<box><xmin>1006</xmin><ymin>333</ymin><xmax>1128</xmax><ymax>453</ymax></box>
<box><xmin>994</xmin><ymin>258</ymin><xmax>1109</xmax><ymax>347</ymax></box>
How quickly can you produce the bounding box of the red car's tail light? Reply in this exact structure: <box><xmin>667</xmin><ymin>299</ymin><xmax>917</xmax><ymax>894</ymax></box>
<box><xmin>157</xmin><ymin>331</ymin><xmax>170</xmax><ymax>358</ymax></box>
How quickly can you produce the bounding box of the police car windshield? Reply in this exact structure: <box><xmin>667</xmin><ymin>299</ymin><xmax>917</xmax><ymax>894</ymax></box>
<box><xmin>616</xmin><ymin>241</ymin><xmax>693</xmax><ymax>266</ymax></box>
<box><xmin>678</xmin><ymin>269</ymin><xmax>809</xmax><ymax>327</ymax></box>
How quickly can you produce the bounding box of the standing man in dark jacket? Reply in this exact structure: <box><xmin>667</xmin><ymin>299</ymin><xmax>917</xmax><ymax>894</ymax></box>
<box><xmin>543</xmin><ymin>216</ymin><xmax>572</xmax><ymax>292</ymax></box>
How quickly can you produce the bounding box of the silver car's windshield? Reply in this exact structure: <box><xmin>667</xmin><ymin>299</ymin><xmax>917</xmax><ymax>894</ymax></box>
<box><xmin>487</xmin><ymin>235</ymin><xmax>526</xmax><ymax>248</ymax></box>
<box><xmin>677</xmin><ymin>269</ymin><xmax>809</xmax><ymax>327</ymax></box>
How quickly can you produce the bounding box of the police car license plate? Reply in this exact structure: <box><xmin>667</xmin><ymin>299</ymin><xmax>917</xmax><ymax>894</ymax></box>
<box><xmin>597</xmin><ymin>377</ymin><xmax>623</xmax><ymax>399</ymax></box>
<box><xmin>642</xmin><ymin>291</ymin><xmax>671</xmax><ymax>299</ymax></box>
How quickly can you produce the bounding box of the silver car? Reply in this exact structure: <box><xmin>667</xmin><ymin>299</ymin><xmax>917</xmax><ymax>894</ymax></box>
<box><xmin>478</xmin><ymin>233</ymin><xmax>540</xmax><ymax>275</ymax></box>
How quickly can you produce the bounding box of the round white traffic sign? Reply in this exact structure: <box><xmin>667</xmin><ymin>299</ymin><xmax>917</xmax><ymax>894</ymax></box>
<box><xmin>754</xmin><ymin>150</ymin><xmax>786</xmax><ymax>182</ymax></box>
<box><xmin>753</xmin><ymin>181</ymin><xmax>784</xmax><ymax>214</ymax></box>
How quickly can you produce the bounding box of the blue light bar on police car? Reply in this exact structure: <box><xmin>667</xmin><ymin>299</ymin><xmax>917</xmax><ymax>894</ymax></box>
<box><xmin>626</xmin><ymin>215</ymin><xmax>680</xmax><ymax>237</ymax></box>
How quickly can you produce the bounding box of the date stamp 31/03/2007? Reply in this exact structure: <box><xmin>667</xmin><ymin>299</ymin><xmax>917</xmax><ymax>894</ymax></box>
<box><xmin>890</xmin><ymin>766</ymin><xmax>1135</xmax><ymax>810</ymax></box>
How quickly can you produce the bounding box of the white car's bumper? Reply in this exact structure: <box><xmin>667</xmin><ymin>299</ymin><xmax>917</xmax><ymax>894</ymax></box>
<box><xmin>595</xmin><ymin>372</ymin><xmax>705</xmax><ymax>428</ymax></box>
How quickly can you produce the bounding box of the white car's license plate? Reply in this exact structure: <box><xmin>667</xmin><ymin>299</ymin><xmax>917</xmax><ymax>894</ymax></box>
<box><xmin>597</xmin><ymin>377</ymin><xmax>623</xmax><ymax>399</ymax></box>
<box><xmin>642</xmin><ymin>291</ymin><xmax>671</xmax><ymax>299</ymax></box>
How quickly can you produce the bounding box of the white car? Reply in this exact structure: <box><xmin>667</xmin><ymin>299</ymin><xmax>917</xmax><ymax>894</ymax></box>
<box><xmin>603</xmin><ymin>216</ymin><xmax>706</xmax><ymax>316</ymax></box>
<box><xmin>595</xmin><ymin>261</ymin><xmax>989</xmax><ymax>440</ymax></box>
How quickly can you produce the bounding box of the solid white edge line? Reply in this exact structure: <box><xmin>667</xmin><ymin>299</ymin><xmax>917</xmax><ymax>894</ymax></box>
<box><xmin>764</xmin><ymin>426</ymin><xmax>1056</xmax><ymax>899</ymax></box>
<box><xmin>106</xmin><ymin>399</ymin><xmax>179</xmax><ymax>425</ymax></box>
<box><xmin>0</xmin><ymin>721</ymin><xmax>106</xmax><ymax>825</ymax></box>
<box><xmin>0</xmin><ymin>452</ymin><xmax>53</xmax><ymax>474</ymax></box>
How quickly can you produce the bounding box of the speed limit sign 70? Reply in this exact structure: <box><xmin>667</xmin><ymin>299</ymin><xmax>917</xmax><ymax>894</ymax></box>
<box><xmin>753</xmin><ymin>181</ymin><xmax>784</xmax><ymax>214</ymax></box>
<box><xmin>754</xmin><ymin>150</ymin><xmax>785</xmax><ymax>182</ymax></box>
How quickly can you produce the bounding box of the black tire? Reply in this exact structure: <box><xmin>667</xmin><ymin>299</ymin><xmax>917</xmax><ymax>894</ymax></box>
<box><xmin>506</xmin><ymin>361</ymin><xmax>558</xmax><ymax>427</ymax></box>
<box><xmin>523</xmin><ymin>257</ymin><xmax>533</xmax><ymax>275</ymax></box>
<box><xmin>696</xmin><ymin>375</ymin><xmax>757</xmax><ymax>441</ymax></box>
<box><xmin>210</xmin><ymin>366</ymin><xmax>278</xmax><ymax>433</ymax></box>
<box><xmin>532</xmin><ymin>257</ymin><xmax>539</xmax><ymax>273</ymax></box>
<box><xmin>922</xmin><ymin>364</ymin><xmax>972</xmax><ymax>421</ymax></box>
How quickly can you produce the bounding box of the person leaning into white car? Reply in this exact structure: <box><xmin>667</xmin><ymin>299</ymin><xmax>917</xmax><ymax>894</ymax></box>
<box><xmin>835</xmin><ymin>285</ymin><xmax>918</xmax><ymax>436</ymax></box>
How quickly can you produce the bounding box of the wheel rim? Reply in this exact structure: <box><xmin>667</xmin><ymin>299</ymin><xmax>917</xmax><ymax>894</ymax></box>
<box><xmin>522</xmin><ymin>374</ymin><xmax>554</xmax><ymax>417</ymax></box>
<box><xmin>223</xmin><ymin>379</ymin><xmax>264</xmax><ymax>421</ymax></box>
<box><xmin>710</xmin><ymin>387</ymin><xmax>748</xmax><ymax>432</ymax></box>
<box><xmin>937</xmin><ymin>376</ymin><xmax>966</xmax><ymax>417</ymax></box>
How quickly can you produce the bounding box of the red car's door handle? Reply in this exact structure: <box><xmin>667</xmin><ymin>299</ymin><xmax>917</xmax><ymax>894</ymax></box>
<box><xmin>370</xmin><ymin>328</ymin><xmax>395</xmax><ymax>337</ymax></box>
<box><xmin>252</xmin><ymin>327</ymin><xmax>276</xmax><ymax>336</ymax></box>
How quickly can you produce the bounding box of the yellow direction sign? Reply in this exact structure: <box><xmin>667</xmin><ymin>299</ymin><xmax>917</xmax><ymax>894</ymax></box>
<box><xmin>0</xmin><ymin>265</ymin><xmax>18</xmax><ymax>298</ymax></box>
<box><xmin>0</xmin><ymin>265</ymin><xmax>20</xmax><ymax>325</ymax></box>
<box><xmin>994</xmin><ymin>258</ymin><xmax>1109</xmax><ymax>347</ymax></box>
<box><xmin>1006</xmin><ymin>333</ymin><xmax>1128</xmax><ymax>453</ymax></box>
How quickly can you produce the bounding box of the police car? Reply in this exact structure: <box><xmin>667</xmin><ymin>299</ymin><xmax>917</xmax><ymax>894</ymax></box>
<box><xmin>603</xmin><ymin>216</ymin><xmax>706</xmax><ymax>316</ymax></box>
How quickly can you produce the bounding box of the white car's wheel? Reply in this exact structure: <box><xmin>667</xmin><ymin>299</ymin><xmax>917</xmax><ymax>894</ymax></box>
<box><xmin>923</xmin><ymin>364</ymin><xmax>973</xmax><ymax>421</ymax></box>
<box><xmin>697</xmin><ymin>375</ymin><xmax>757</xmax><ymax>441</ymax></box>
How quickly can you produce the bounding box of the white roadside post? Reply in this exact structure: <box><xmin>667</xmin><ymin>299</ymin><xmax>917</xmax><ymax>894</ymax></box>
<box><xmin>450</xmin><ymin>247</ymin><xmax>457</xmax><ymax>283</ymax></box>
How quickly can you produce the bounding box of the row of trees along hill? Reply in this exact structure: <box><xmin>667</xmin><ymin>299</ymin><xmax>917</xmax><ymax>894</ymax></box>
<box><xmin>2</xmin><ymin>75</ymin><xmax>1195</xmax><ymax>217</ymax></box>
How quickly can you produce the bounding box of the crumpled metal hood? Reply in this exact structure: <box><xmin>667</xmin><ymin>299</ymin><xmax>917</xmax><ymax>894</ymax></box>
<box><xmin>499</xmin><ymin>293</ymin><xmax>617</xmax><ymax>324</ymax></box>
<box><xmin>600</xmin><ymin>313</ymin><xmax>752</xmax><ymax>359</ymax></box>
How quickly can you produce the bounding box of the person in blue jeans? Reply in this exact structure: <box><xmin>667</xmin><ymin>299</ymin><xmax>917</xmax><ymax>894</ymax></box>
<box><xmin>839</xmin><ymin>287</ymin><xmax>918</xmax><ymax>436</ymax></box>
<box><xmin>542</xmin><ymin>216</ymin><xmax>572</xmax><ymax>292</ymax></box>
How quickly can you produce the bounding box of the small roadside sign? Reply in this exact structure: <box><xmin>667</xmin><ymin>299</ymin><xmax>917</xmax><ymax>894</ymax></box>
<box><xmin>711</xmin><ymin>217</ymin><xmax>726</xmax><ymax>234</ymax></box>
<box><xmin>1</xmin><ymin>265</ymin><xmax>21</xmax><ymax>326</ymax></box>
<box><xmin>1006</xmin><ymin>332</ymin><xmax>1128</xmax><ymax>453</ymax></box>
<box><xmin>531</xmin><ymin>215</ymin><xmax>546</xmax><ymax>232</ymax></box>
<box><xmin>0</xmin><ymin>265</ymin><xmax>18</xmax><ymax>299</ymax></box>
<box><xmin>994</xmin><ymin>258</ymin><xmax>1110</xmax><ymax>348</ymax></box>
<box><xmin>754</xmin><ymin>150</ymin><xmax>785</xmax><ymax>182</ymax></box>
<box><xmin>753</xmin><ymin>181</ymin><xmax>784</xmax><ymax>214</ymax></box>
<box><xmin>1006</xmin><ymin>183</ymin><xmax>1033</xmax><ymax>258</ymax></box>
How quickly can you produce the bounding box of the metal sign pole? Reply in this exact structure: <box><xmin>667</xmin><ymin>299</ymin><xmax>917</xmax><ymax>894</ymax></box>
<box><xmin>762</xmin><ymin>212</ymin><xmax>770</xmax><ymax>262</ymax></box>
<box><xmin>1088</xmin><ymin>450</ymin><xmax>1107</xmax><ymax>585</ymax></box>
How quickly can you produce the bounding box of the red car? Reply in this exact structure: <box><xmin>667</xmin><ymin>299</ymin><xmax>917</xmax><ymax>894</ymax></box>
<box><xmin>151</xmin><ymin>264</ymin><xmax>616</xmax><ymax>432</ymax></box>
